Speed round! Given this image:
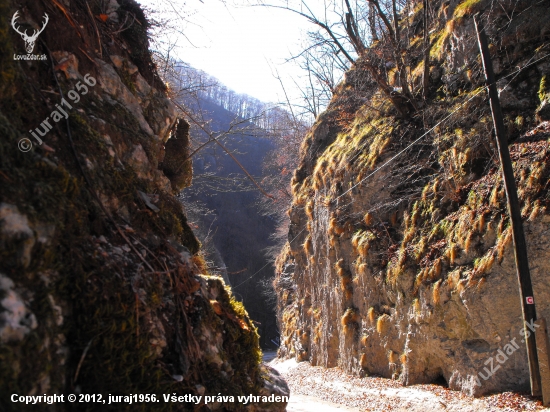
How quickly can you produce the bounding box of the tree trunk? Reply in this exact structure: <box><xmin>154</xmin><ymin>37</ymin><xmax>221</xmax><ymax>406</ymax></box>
<box><xmin>422</xmin><ymin>0</ymin><xmax>430</xmax><ymax>99</ymax></box>
<box><xmin>369</xmin><ymin>3</ymin><xmax>378</xmax><ymax>41</ymax></box>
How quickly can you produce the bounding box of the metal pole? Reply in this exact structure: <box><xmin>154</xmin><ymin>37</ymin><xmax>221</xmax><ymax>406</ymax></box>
<box><xmin>474</xmin><ymin>14</ymin><xmax>542</xmax><ymax>397</ymax></box>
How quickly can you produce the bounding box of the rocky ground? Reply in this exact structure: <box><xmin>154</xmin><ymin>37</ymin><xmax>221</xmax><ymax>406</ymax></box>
<box><xmin>268</xmin><ymin>356</ymin><xmax>550</xmax><ymax>412</ymax></box>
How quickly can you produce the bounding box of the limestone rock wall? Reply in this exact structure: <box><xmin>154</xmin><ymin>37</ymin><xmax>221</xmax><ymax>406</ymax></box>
<box><xmin>275</xmin><ymin>0</ymin><xmax>550</xmax><ymax>397</ymax></box>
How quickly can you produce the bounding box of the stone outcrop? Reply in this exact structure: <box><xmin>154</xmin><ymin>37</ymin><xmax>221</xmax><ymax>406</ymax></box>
<box><xmin>275</xmin><ymin>0</ymin><xmax>550</xmax><ymax>397</ymax></box>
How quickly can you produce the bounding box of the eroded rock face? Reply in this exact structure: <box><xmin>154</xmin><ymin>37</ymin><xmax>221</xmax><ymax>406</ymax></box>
<box><xmin>0</xmin><ymin>0</ymin><xmax>285</xmax><ymax>410</ymax></box>
<box><xmin>96</xmin><ymin>57</ymin><xmax>156</xmax><ymax>137</ymax></box>
<box><xmin>0</xmin><ymin>203</ymin><xmax>35</xmax><ymax>268</ymax></box>
<box><xmin>275</xmin><ymin>0</ymin><xmax>550</xmax><ymax>397</ymax></box>
<box><xmin>0</xmin><ymin>274</ymin><xmax>37</xmax><ymax>343</ymax></box>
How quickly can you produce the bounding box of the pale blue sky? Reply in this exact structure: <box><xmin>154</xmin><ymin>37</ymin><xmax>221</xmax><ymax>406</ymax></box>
<box><xmin>137</xmin><ymin>0</ymin><xmax>310</xmax><ymax>104</ymax></box>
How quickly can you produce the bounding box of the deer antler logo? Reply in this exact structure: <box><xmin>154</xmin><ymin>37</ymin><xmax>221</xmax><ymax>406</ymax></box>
<box><xmin>11</xmin><ymin>11</ymin><xmax>49</xmax><ymax>54</ymax></box>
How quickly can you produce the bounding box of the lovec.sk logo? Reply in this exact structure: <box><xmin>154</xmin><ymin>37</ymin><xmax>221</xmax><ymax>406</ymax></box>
<box><xmin>11</xmin><ymin>11</ymin><xmax>48</xmax><ymax>60</ymax></box>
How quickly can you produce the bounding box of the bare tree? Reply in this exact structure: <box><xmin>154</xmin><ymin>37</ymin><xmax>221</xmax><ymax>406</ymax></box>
<box><xmin>288</xmin><ymin>41</ymin><xmax>345</xmax><ymax>118</ymax></box>
<box><xmin>256</xmin><ymin>0</ymin><xmax>422</xmax><ymax>118</ymax></box>
<box><xmin>422</xmin><ymin>0</ymin><xmax>430</xmax><ymax>99</ymax></box>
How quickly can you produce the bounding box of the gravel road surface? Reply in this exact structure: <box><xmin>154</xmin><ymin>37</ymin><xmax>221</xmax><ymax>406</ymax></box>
<box><xmin>269</xmin><ymin>357</ymin><xmax>550</xmax><ymax>412</ymax></box>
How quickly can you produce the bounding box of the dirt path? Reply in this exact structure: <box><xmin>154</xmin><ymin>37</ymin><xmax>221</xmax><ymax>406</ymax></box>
<box><xmin>269</xmin><ymin>357</ymin><xmax>550</xmax><ymax>412</ymax></box>
<box><xmin>285</xmin><ymin>394</ymin><xmax>362</xmax><ymax>412</ymax></box>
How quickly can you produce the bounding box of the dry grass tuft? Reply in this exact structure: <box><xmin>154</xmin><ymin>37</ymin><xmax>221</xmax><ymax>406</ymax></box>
<box><xmin>464</xmin><ymin>232</ymin><xmax>473</xmax><ymax>253</ymax></box>
<box><xmin>341</xmin><ymin>307</ymin><xmax>359</xmax><ymax>325</ymax></box>
<box><xmin>448</xmin><ymin>269</ymin><xmax>461</xmax><ymax>290</ymax></box>
<box><xmin>303</xmin><ymin>235</ymin><xmax>313</xmax><ymax>255</ymax></box>
<box><xmin>305</xmin><ymin>200</ymin><xmax>314</xmax><ymax>220</ymax></box>
<box><xmin>313</xmin><ymin>175</ymin><xmax>322</xmax><ymax>191</ymax></box>
<box><xmin>376</xmin><ymin>314</ymin><xmax>391</xmax><ymax>334</ymax></box>
<box><xmin>351</xmin><ymin>231</ymin><xmax>361</xmax><ymax>250</ymax></box>
<box><xmin>367</xmin><ymin>307</ymin><xmax>376</xmax><ymax>324</ymax></box>
<box><xmin>456</xmin><ymin>279</ymin><xmax>467</xmax><ymax>294</ymax></box>
<box><xmin>475</xmin><ymin>252</ymin><xmax>495</xmax><ymax>276</ymax></box>
<box><xmin>335</xmin><ymin>258</ymin><xmax>345</xmax><ymax>275</ymax></box>
<box><xmin>313</xmin><ymin>308</ymin><xmax>321</xmax><ymax>320</ymax></box>
<box><xmin>413</xmin><ymin>298</ymin><xmax>421</xmax><ymax>314</ymax></box>
<box><xmin>357</xmin><ymin>232</ymin><xmax>375</xmax><ymax>257</ymax></box>
<box><xmin>477</xmin><ymin>212</ymin><xmax>486</xmax><ymax>233</ymax></box>
<box><xmin>329</xmin><ymin>217</ymin><xmax>345</xmax><ymax>235</ymax></box>
<box><xmin>344</xmin><ymin>286</ymin><xmax>353</xmax><ymax>301</ymax></box>
<box><xmin>429</xmin><ymin>258</ymin><xmax>442</xmax><ymax>281</ymax></box>
<box><xmin>360</xmin><ymin>353</ymin><xmax>368</xmax><ymax>368</ymax></box>
<box><xmin>490</xmin><ymin>186</ymin><xmax>499</xmax><ymax>207</ymax></box>
<box><xmin>364</xmin><ymin>212</ymin><xmax>373</xmax><ymax>226</ymax></box>
<box><xmin>529</xmin><ymin>201</ymin><xmax>542</xmax><ymax>221</ymax></box>
<box><xmin>296</xmin><ymin>351</ymin><xmax>308</xmax><ymax>362</ymax></box>
<box><xmin>496</xmin><ymin>228</ymin><xmax>512</xmax><ymax>262</ymax></box>
<box><xmin>447</xmin><ymin>243</ymin><xmax>457</xmax><ymax>266</ymax></box>
<box><xmin>433</xmin><ymin>280</ymin><xmax>442</xmax><ymax>306</ymax></box>
<box><xmin>342</xmin><ymin>308</ymin><xmax>359</xmax><ymax>333</ymax></box>
<box><xmin>403</xmin><ymin>227</ymin><xmax>415</xmax><ymax>244</ymax></box>
<box><xmin>341</xmin><ymin>274</ymin><xmax>352</xmax><ymax>289</ymax></box>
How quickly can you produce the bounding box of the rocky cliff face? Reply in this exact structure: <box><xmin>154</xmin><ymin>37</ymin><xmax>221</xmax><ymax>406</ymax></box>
<box><xmin>0</xmin><ymin>0</ymin><xmax>287</xmax><ymax>410</ymax></box>
<box><xmin>275</xmin><ymin>0</ymin><xmax>550</xmax><ymax>397</ymax></box>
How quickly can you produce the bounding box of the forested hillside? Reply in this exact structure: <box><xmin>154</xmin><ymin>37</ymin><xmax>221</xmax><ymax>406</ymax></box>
<box><xmin>180</xmin><ymin>92</ymin><xmax>279</xmax><ymax>348</ymax></box>
<box><xmin>155</xmin><ymin>60</ymin><xmax>305</xmax><ymax>350</ymax></box>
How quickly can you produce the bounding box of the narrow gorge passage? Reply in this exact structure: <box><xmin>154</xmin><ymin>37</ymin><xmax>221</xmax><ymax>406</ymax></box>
<box><xmin>2</xmin><ymin>0</ymin><xmax>550</xmax><ymax>411</ymax></box>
